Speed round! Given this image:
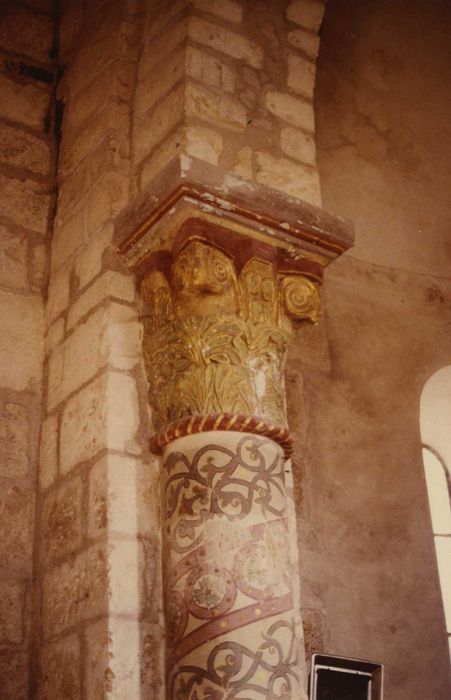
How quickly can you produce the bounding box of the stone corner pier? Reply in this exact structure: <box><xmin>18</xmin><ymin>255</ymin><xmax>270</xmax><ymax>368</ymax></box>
<box><xmin>115</xmin><ymin>157</ymin><xmax>353</xmax><ymax>699</ymax></box>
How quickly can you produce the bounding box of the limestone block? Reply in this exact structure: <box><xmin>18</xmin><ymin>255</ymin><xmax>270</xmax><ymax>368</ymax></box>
<box><xmin>0</xmin><ymin>74</ymin><xmax>49</xmax><ymax>131</ymax></box>
<box><xmin>186</xmin><ymin>45</ymin><xmax>221</xmax><ymax>88</ymax></box>
<box><xmin>286</xmin><ymin>0</ymin><xmax>325</xmax><ymax>32</ymax></box>
<box><xmin>288</xmin><ymin>28</ymin><xmax>320</xmax><ymax>59</ymax></box>
<box><xmin>39</xmin><ymin>413</ymin><xmax>58</xmax><ymax>489</ymax></box>
<box><xmin>281</xmin><ymin>125</ymin><xmax>316</xmax><ymax>165</ymax></box>
<box><xmin>186</xmin><ymin>82</ymin><xmax>247</xmax><ymax>131</ymax></box>
<box><xmin>88</xmin><ymin>453</ymin><xmax>156</xmax><ymax>539</ymax></box>
<box><xmin>188</xmin><ymin>16</ymin><xmax>263</xmax><ymax>68</ymax></box>
<box><xmin>0</xmin><ymin>226</ymin><xmax>27</xmax><ymax>291</ymax></box>
<box><xmin>140</xmin><ymin>131</ymin><xmax>183</xmax><ymax>189</ymax></box>
<box><xmin>140</xmin><ymin>538</ymin><xmax>162</xmax><ymax>620</ymax></box>
<box><xmin>134</xmin><ymin>83</ymin><xmax>184</xmax><ymax>163</ymax></box>
<box><xmin>266</xmin><ymin>90</ymin><xmax>315</xmax><ymax>131</ymax></box>
<box><xmin>233</xmin><ymin>145</ymin><xmax>253</xmax><ymax>178</ymax></box>
<box><xmin>85</xmin><ymin>617</ymin><xmax>157</xmax><ymax>698</ymax></box>
<box><xmin>287</xmin><ymin>53</ymin><xmax>316</xmax><ymax>98</ymax></box>
<box><xmin>48</xmin><ymin>302</ymin><xmax>141</xmax><ymax>410</ymax></box>
<box><xmin>0</xmin><ymin>289</ymin><xmax>44</xmax><ymax>391</ymax></box>
<box><xmin>0</xmin><ymin>1</ymin><xmax>53</xmax><ymax>62</ymax></box>
<box><xmin>31</xmin><ymin>242</ymin><xmax>47</xmax><ymax>291</ymax></box>
<box><xmin>67</xmin><ymin>270</ymin><xmax>135</xmax><ymax>330</ymax></box>
<box><xmin>109</xmin><ymin>539</ymin><xmax>141</xmax><ymax>617</ymax></box>
<box><xmin>140</xmin><ymin>121</ymin><xmax>225</xmax><ymax>187</ymax></box>
<box><xmin>84</xmin><ymin>619</ymin><xmax>110</xmax><ymax>700</ymax></box>
<box><xmin>41</xmin><ymin>475</ymin><xmax>83</xmax><ymax>566</ymax></box>
<box><xmin>60</xmin><ymin>102</ymin><xmax>129</xmax><ymax>177</ymax></box>
<box><xmin>67</xmin><ymin>25</ymin><xmax>123</xmax><ymax>96</ymax></box>
<box><xmin>59</xmin><ymin>372</ymin><xmax>141</xmax><ymax>475</ymax></box>
<box><xmin>141</xmin><ymin>16</ymin><xmax>189</xmax><ymax>72</ymax></box>
<box><xmin>76</xmin><ymin>0</ymin><xmax>122</xmax><ymax>51</ymax></box>
<box><xmin>135</xmin><ymin>48</ymin><xmax>185</xmax><ymax>118</ymax></box>
<box><xmin>140</xmin><ymin>622</ymin><xmax>165</xmax><ymax>696</ymax></box>
<box><xmin>185</xmin><ymin>125</ymin><xmax>223</xmax><ymax>163</ymax></box>
<box><xmin>0</xmin><ymin>173</ymin><xmax>51</xmax><ymax>235</ymax></box>
<box><xmin>186</xmin><ymin>46</ymin><xmax>236</xmax><ymax>93</ymax></box>
<box><xmin>86</xmin><ymin>171</ymin><xmax>129</xmax><ymax>235</ymax></box>
<box><xmin>0</xmin><ymin>401</ymin><xmax>28</xmax><ymax>479</ymax></box>
<box><xmin>56</xmin><ymin>143</ymin><xmax>125</xmax><ymax>226</ymax></box>
<box><xmin>0</xmin><ymin>651</ymin><xmax>28</xmax><ymax>700</ymax></box>
<box><xmin>0</xmin><ymin>482</ymin><xmax>33</xmax><ymax>574</ymax></box>
<box><xmin>255</xmin><ymin>151</ymin><xmax>321</xmax><ymax>204</ymax></box>
<box><xmin>0</xmin><ymin>580</ymin><xmax>26</xmax><ymax>645</ymax></box>
<box><xmin>146</xmin><ymin>0</ymin><xmax>190</xmax><ymax>41</ymax></box>
<box><xmin>51</xmin><ymin>207</ymin><xmax>85</xmax><ymax>272</ymax></box>
<box><xmin>46</xmin><ymin>265</ymin><xmax>70</xmax><ymax>322</ymax></box>
<box><xmin>221</xmin><ymin>62</ymin><xmax>236</xmax><ymax>93</ymax></box>
<box><xmin>108</xmin><ymin>618</ymin><xmax>143</xmax><ymax>697</ymax></box>
<box><xmin>38</xmin><ymin>634</ymin><xmax>81</xmax><ymax>700</ymax></box>
<box><xmin>117</xmin><ymin>618</ymin><xmax>148</xmax><ymax>696</ymax></box>
<box><xmin>45</xmin><ymin>318</ymin><xmax>64</xmax><ymax>355</ymax></box>
<box><xmin>195</xmin><ymin>0</ymin><xmax>243</xmax><ymax>24</ymax></box>
<box><xmin>0</xmin><ymin>123</ymin><xmax>51</xmax><ymax>175</ymax></box>
<box><xmin>65</xmin><ymin>61</ymin><xmax>128</xmax><ymax>132</ymax></box>
<box><xmin>74</xmin><ymin>224</ymin><xmax>114</xmax><ymax>290</ymax></box>
<box><xmin>42</xmin><ymin>543</ymin><xmax>108</xmax><ymax>637</ymax></box>
<box><xmin>59</xmin><ymin>0</ymin><xmax>83</xmax><ymax>58</ymax></box>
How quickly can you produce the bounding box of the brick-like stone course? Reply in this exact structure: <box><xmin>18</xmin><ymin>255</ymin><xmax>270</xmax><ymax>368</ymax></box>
<box><xmin>133</xmin><ymin>0</ymin><xmax>324</xmax><ymax>205</ymax></box>
<box><xmin>0</xmin><ymin>289</ymin><xmax>44</xmax><ymax>391</ymax></box>
<box><xmin>42</xmin><ymin>543</ymin><xmax>108</xmax><ymax>637</ymax></box>
<box><xmin>0</xmin><ymin>0</ymin><xmax>54</xmax><ymax>63</ymax></box>
<box><xmin>0</xmin><ymin>400</ymin><xmax>29</xmax><ymax>479</ymax></box>
<box><xmin>38</xmin><ymin>634</ymin><xmax>81</xmax><ymax>700</ymax></box>
<box><xmin>0</xmin><ymin>122</ymin><xmax>52</xmax><ymax>175</ymax></box>
<box><xmin>0</xmin><ymin>73</ymin><xmax>50</xmax><ymax>130</ymax></box>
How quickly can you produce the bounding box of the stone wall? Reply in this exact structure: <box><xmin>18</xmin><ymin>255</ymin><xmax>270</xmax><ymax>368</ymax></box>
<box><xmin>293</xmin><ymin>0</ymin><xmax>451</xmax><ymax>698</ymax></box>
<box><xmin>0</xmin><ymin>1</ymin><xmax>55</xmax><ymax>696</ymax></box>
<box><xmin>132</xmin><ymin>0</ymin><xmax>325</xmax><ymax>204</ymax></box>
<box><xmin>35</xmin><ymin>0</ymin><xmax>164</xmax><ymax>697</ymax></box>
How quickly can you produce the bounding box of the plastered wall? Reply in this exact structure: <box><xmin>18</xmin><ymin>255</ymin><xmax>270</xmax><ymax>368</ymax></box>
<box><xmin>290</xmin><ymin>0</ymin><xmax>451</xmax><ymax>697</ymax></box>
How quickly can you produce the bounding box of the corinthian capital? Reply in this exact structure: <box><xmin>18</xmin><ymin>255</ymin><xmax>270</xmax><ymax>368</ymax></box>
<box><xmin>116</xmin><ymin>158</ymin><xmax>353</xmax><ymax>453</ymax></box>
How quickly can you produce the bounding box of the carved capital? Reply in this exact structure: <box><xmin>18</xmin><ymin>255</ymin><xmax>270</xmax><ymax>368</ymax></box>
<box><xmin>116</xmin><ymin>162</ymin><xmax>353</xmax><ymax>451</ymax></box>
<box><xmin>139</xmin><ymin>233</ymin><xmax>320</xmax><ymax>441</ymax></box>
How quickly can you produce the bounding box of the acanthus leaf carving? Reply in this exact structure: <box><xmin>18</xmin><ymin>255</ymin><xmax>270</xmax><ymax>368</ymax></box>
<box><xmin>140</xmin><ymin>237</ymin><xmax>321</xmax><ymax>435</ymax></box>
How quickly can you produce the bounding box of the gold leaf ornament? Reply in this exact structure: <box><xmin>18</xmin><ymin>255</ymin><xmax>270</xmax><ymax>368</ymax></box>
<box><xmin>280</xmin><ymin>276</ymin><xmax>321</xmax><ymax>323</ymax></box>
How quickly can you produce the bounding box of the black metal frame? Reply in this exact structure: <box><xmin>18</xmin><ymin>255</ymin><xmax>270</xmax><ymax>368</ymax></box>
<box><xmin>309</xmin><ymin>653</ymin><xmax>384</xmax><ymax>700</ymax></box>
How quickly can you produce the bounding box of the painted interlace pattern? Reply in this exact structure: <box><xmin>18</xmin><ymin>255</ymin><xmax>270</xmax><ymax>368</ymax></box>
<box><xmin>163</xmin><ymin>435</ymin><xmax>301</xmax><ymax>699</ymax></box>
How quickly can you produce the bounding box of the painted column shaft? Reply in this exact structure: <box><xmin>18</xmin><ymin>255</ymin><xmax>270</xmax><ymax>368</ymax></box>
<box><xmin>163</xmin><ymin>431</ymin><xmax>302</xmax><ymax>699</ymax></box>
<box><xmin>115</xmin><ymin>173</ymin><xmax>353</xmax><ymax>699</ymax></box>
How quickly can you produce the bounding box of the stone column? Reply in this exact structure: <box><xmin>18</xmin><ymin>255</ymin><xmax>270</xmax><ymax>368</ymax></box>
<box><xmin>117</xmin><ymin>159</ymin><xmax>353</xmax><ymax>699</ymax></box>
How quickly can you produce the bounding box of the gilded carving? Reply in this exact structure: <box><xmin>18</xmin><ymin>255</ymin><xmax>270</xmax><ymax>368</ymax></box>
<box><xmin>140</xmin><ymin>238</ymin><xmax>321</xmax><ymax>434</ymax></box>
<box><xmin>172</xmin><ymin>240</ymin><xmax>239</xmax><ymax>317</ymax></box>
<box><xmin>280</xmin><ymin>275</ymin><xmax>321</xmax><ymax>324</ymax></box>
<box><xmin>240</xmin><ymin>259</ymin><xmax>277</xmax><ymax>324</ymax></box>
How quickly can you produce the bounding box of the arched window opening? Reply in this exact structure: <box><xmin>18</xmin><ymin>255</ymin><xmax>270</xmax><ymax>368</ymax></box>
<box><xmin>420</xmin><ymin>367</ymin><xmax>451</xmax><ymax>660</ymax></box>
